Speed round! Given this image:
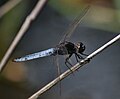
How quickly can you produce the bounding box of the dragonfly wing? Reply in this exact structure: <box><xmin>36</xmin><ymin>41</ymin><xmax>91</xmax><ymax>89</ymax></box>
<box><xmin>13</xmin><ymin>48</ymin><xmax>56</xmax><ymax>62</ymax></box>
<box><xmin>59</xmin><ymin>5</ymin><xmax>90</xmax><ymax>44</ymax></box>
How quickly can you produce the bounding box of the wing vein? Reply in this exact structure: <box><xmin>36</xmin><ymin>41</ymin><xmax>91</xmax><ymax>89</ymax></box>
<box><xmin>59</xmin><ymin>5</ymin><xmax>90</xmax><ymax>44</ymax></box>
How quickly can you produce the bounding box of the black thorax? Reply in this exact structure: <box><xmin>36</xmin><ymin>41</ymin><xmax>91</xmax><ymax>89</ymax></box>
<box><xmin>55</xmin><ymin>42</ymin><xmax>76</xmax><ymax>55</ymax></box>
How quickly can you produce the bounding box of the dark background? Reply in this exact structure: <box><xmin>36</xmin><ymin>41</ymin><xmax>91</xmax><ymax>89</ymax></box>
<box><xmin>0</xmin><ymin>0</ymin><xmax>120</xmax><ymax>99</ymax></box>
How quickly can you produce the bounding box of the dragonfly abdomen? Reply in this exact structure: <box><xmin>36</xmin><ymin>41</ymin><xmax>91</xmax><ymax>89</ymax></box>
<box><xmin>13</xmin><ymin>48</ymin><xmax>56</xmax><ymax>62</ymax></box>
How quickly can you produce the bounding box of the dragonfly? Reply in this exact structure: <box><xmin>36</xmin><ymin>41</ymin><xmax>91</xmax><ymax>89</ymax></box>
<box><xmin>13</xmin><ymin>6</ymin><xmax>90</xmax><ymax>67</ymax></box>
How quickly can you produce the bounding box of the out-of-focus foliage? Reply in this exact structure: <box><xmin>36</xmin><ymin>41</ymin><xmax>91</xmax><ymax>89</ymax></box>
<box><xmin>0</xmin><ymin>0</ymin><xmax>120</xmax><ymax>99</ymax></box>
<box><xmin>49</xmin><ymin>0</ymin><xmax>120</xmax><ymax>32</ymax></box>
<box><xmin>49</xmin><ymin>0</ymin><xmax>86</xmax><ymax>16</ymax></box>
<box><xmin>0</xmin><ymin>0</ymin><xmax>28</xmax><ymax>60</ymax></box>
<box><xmin>0</xmin><ymin>1</ymin><xmax>32</xmax><ymax>98</ymax></box>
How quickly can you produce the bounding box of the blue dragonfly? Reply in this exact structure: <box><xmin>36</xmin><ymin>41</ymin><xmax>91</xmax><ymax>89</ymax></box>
<box><xmin>13</xmin><ymin>6</ymin><xmax>90</xmax><ymax>67</ymax></box>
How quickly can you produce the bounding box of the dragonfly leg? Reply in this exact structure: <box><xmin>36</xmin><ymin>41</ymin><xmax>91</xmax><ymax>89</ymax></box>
<box><xmin>65</xmin><ymin>54</ymin><xmax>73</xmax><ymax>73</ymax></box>
<box><xmin>76</xmin><ymin>53</ymin><xmax>91</xmax><ymax>63</ymax></box>
<box><xmin>75</xmin><ymin>53</ymin><xmax>84</xmax><ymax>60</ymax></box>
<box><xmin>75</xmin><ymin>54</ymin><xmax>79</xmax><ymax>62</ymax></box>
<box><xmin>80</xmin><ymin>53</ymin><xmax>88</xmax><ymax>56</ymax></box>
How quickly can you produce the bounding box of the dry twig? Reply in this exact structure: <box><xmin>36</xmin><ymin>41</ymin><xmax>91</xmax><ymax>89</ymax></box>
<box><xmin>28</xmin><ymin>34</ymin><xmax>120</xmax><ymax>99</ymax></box>
<box><xmin>0</xmin><ymin>0</ymin><xmax>48</xmax><ymax>72</ymax></box>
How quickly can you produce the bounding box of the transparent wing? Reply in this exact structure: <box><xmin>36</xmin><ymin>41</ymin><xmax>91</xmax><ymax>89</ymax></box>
<box><xmin>13</xmin><ymin>48</ymin><xmax>56</xmax><ymax>62</ymax></box>
<box><xmin>59</xmin><ymin>5</ymin><xmax>90</xmax><ymax>44</ymax></box>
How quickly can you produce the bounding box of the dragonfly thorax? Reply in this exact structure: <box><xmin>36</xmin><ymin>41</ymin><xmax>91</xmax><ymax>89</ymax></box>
<box><xmin>55</xmin><ymin>41</ymin><xmax>76</xmax><ymax>55</ymax></box>
<box><xmin>56</xmin><ymin>41</ymin><xmax>85</xmax><ymax>55</ymax></box>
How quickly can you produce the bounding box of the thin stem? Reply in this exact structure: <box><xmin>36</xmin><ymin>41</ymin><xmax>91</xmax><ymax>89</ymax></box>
<box><xmin>87</xmin><ymin>34</ymin><xmax>120</xmax><ymax>59</ymax></box>
<box><xmin>0</xmin><ymin>0</ymin><xmax>48</xmax><ymax>72</ymax></box>
<box><xmin>28</xmin><ymin>34</ymin><xmax>120</xmax><ymax>99</ymax></box>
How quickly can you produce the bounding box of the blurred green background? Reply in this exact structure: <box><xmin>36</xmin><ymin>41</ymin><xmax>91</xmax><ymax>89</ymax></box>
<box><xmin>0</xmin><ymin>0</ymin><xmax>120</xmax><ymax>99</ymax></box>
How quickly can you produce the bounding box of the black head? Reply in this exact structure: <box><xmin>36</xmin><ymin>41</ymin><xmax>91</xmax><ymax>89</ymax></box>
<box><xmin>76</xmin><ymin>42</ymin><xmax>86</xmax><ymax>53</ymax></box>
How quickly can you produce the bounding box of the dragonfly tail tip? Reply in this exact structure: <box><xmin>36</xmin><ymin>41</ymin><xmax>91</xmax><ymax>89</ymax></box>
<box><xmin>12</xmin><ymin>58</ymin><xmax>18</xmax><ymax>62</ymax></box>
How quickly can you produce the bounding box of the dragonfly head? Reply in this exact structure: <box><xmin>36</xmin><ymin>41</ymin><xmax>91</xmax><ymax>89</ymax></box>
<box><xmin>76</xmin><ymin>42</ymin><xmax>85</xmax><ymax>53</ymax></box>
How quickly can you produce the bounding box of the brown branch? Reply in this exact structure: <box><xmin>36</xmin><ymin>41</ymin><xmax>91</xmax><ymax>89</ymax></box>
<box><xmin>0</xmin><ymin>0</ymin><xmax>48</xmax><ymax>72</ymax></box>
<box><xmin>28</xmin><ymin>34</ymin><xmax>120</xmax><ymax>99</ymax></box>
